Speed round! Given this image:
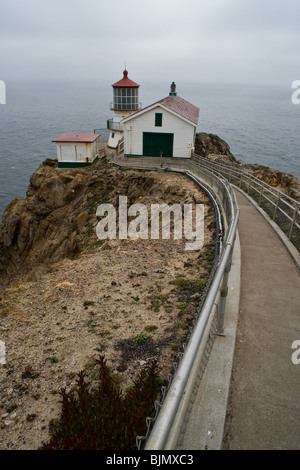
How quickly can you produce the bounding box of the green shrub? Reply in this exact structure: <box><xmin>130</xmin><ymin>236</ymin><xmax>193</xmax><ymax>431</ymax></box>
<box><xmin>41</xmin><ymin>355</ymin><xmax>159</xmax><ymax>450</ymax></box>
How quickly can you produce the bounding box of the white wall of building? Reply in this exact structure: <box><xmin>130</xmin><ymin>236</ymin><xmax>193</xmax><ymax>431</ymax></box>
<box><xmin>56</xmin><ymin>142</ymin><xmax>97</xmax><ymax>162</ymax></box>
<box><xmin>123</xmin><ymin>106</ymin><xmax>196</xmax><ymax>158</ymax></box>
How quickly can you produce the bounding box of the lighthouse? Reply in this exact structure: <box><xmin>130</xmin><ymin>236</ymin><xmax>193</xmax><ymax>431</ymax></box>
<box><xmin>107</xmin><ymin>69</ymin><xmax>140</xmax><ymax>149</ymax></box>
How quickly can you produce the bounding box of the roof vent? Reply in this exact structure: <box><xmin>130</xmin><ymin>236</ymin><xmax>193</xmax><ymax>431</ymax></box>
<box><xmin>169</xmin><ymin>82</ymin><xmax>177</xmax><ymax>96</ymax></box>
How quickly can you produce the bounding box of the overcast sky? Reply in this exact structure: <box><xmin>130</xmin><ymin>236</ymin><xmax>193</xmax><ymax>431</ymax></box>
<box><xmin>1</xmin><ymin>0</ymin><xmax>300</xmax><ymax>86</ymax></box>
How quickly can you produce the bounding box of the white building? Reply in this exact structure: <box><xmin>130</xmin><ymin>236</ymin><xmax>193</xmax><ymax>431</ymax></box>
<box><xmin>107</xmin><ymin>69</ymin><xmax>141</xmax><ymax>149</ymax></box>
<box><xmin>122</xmin><ymin>83</ymin><xmax>199</xmax><ymax>159</ymax></box>
<box><xmin>52</xmin><ymin>133</ymin><xmax>100</xmax><ymax>168</ymax></box>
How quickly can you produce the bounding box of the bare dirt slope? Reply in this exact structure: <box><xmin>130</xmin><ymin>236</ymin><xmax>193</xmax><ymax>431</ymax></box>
<box><xmin>0</xmin><ymin>161</ymin><xmax>216</xmax><ymax>450</ymax></box>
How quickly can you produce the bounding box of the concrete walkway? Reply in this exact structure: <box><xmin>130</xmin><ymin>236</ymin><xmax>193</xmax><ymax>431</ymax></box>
<box><xmin>222</xmin><ymin>190</ymin><xmax>300</xmax><ymax>450</ymax></box>
<box><xmin>176</xmin><ymin>189</ymin><xmax>300</xmax><ymax>450</ymax></box>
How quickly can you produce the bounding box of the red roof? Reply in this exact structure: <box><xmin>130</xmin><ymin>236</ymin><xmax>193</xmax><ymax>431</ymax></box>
<box><xmin>157</xmin><ymin>95</ymin><xmax>199</xmax><ymax>125</ymax></box>
<box><xmin>52</xmin><ymin>133</ymin><xmax>100</xmax><ymax>143</ymax></box>
<box><xmin>112</xmin><ymin>69</ymin><xmax>140</xmax><ymax>88</ymax></box>
<box><xmin>124</xmin><ymin>94</ymin><xmax>199</xmax><ymax>125</ymax></box>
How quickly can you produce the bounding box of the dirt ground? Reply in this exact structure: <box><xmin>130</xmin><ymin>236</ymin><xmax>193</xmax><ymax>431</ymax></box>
<box><xmin>0</xmin><ymin>171</ymin><xmax>216</xmax><ymax>450</ymax></box>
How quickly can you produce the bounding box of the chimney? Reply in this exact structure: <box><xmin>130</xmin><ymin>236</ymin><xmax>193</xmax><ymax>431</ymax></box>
<box><xmin>169</xmin><ymin>82</ymin><xmax>177</xmax><ymax>96</ymax></box>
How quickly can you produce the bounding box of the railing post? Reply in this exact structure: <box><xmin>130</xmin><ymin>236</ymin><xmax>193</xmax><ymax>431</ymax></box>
<box><xmin>247</xmin><ymin>177</ymin><xmax>251</xmax><ymax>194</ymax></box>
<box><xmin>259</xmin><ymin>186</ymin><xmax>263</xmax><ymax>206</ymax></box>
<box><xmin>239</xmin><ymin>173</ymin><xmax>243</xmax><ymax>189</ymax></box>
<box><xmin>273</xmin><ymin>195</ymin><xmax>280</xmax><ymax>221</ymax></box>
<box><xmin>215</xmin><ymin>243</ymin><xmax>234</xmax><ymax>336</ymax></box>
<box><xmin>289</xmin><ymin>205</ymin><xmax>298</xmax><ymax>240</ymax></box>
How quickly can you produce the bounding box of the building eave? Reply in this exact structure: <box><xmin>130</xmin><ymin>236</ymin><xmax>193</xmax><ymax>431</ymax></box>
<box><xmin>52</xmin><ymin>133</ymin><xmax>100</xmax><ymax>143</ymax></box>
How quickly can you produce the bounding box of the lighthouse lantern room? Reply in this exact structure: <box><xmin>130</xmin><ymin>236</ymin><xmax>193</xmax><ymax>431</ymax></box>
<box><xmin>107</xmin><ymin>69</ymin><xmax>140</xmax><ymax>149</ymax></box>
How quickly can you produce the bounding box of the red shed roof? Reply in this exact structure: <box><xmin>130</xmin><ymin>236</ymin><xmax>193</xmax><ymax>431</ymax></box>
<box><xmin>52</xmin><ymin>133</ymin><xmax>100</xmax><ymax>143</ymax></box>
<box><xmin>112</xmin><ymin>69</ymin><xmax>140</xmax><ymax>88</ymax></box>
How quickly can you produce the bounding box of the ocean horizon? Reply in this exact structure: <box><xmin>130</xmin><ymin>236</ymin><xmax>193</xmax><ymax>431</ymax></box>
<box><xmin>0</xmin><ymin>80</ymin><xmax>299</xmax><ymax>218</ymax></box>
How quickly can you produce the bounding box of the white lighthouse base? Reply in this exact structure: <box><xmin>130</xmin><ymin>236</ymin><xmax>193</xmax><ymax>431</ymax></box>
<box><xmin>108</xmin><ymin>130</ymin><xmax>124</xmax><ymax>149</ymax></box>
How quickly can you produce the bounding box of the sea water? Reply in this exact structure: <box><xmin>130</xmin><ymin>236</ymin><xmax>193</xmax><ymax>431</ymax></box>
<box><xmin>0</xmin><ymin>80</ymin><xmax>299</xmax><ymax>218</ymax></box>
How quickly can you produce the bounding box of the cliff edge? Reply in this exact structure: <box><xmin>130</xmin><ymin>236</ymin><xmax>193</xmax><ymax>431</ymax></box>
<box><xmin>0</xmin><ymin>157</ymin><xmax>218</xmax><ymax>450</ymax></box>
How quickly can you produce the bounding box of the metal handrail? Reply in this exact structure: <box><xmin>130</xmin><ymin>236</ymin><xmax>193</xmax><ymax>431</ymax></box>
<box><xmin>107</xmin><ymin>118</ymin><xmax>122</xmax><ymax>131</ymax></box>
<box><xmin>107</xmin><ymin>155</ymin><xmax>239</xmax><ymax>449</ymax></box>
<box><xmin>144</xmin><ymin>222</ymin><xmax>239</xmax><ymax>450</ymax></box>
<box><xmin>195</xmin><ymin>154</ymin><xmax>299</xmax><ymax>207</ymax></box>
<box><xmin>192</xmin><ymin>153</ymin><xmax>300</xmax><ymax>248</ymax></box>
<box><xmin>142</xmin><ymin>164</ymin><xmax>239</xmax><ymax>450</ymax></box>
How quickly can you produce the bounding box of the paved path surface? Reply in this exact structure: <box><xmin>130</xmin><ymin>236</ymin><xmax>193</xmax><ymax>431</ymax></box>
<box><xmin>222</xmin><ymin>190</ymin><xmax>300</xmax><ymax>450</ymax></box>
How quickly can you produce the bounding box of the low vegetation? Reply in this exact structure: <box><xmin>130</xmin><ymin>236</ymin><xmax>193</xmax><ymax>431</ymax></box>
<box><xmin>41</xmin><ymin>355</ymin><xmax>160</xmax><ymax>450</ymax></box>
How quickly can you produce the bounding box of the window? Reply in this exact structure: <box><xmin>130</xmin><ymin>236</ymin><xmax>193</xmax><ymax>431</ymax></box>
<box><xmin>155</xmin><ymin>113</ymin><xmax>163</xmax><ymax>127</ymax></box>
<box><xmin>113</xmin><ymin>87</ymin><xmax>139</xmax><ymax>110</ymax></box>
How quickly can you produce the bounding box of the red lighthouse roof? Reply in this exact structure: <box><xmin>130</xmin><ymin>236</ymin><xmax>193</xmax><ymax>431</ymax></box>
<box><xmin>112</xmin><ymin>69</ymin><xmax>140</xmax><ymax>88</ymax></box>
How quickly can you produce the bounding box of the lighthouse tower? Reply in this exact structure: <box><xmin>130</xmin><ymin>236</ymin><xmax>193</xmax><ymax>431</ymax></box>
<box><xmin>107</xmin><ymin>69</ymin><xmax>140</xmax><ymax>149</ymax></box>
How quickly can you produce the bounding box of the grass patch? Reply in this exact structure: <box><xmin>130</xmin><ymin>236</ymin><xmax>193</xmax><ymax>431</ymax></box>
<box><xmin>129</xmin><ymin>332</ymin><xmax>149</xmax><ymax>346</ymax></box>
<box><xmin>144</xmin><ymin>325</ymin><xmax>158</xmax><ymax>332</ymax></box>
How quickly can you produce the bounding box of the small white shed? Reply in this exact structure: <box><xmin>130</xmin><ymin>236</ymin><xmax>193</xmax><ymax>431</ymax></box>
<box><xmin>52</xmin><ymin>133</ymin><xmax>100</xmax><ymax>168</ymax></box>
<box><xmin>122</xmin><ymin>83</ymin><xmax>199</xmax><ymax>159</ymax></box>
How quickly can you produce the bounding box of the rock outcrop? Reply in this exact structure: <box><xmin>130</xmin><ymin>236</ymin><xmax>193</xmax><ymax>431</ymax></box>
<box><xmin>0</xmin><ymin>158</ymin><xmax>217</xmax><ymax>450</ymax></box>
<box><xmin>194</xmin><ymin>133</ymin><xmax>236</xmax><ymax>163</ymax></box>
<box><xmin>0</xmin><ymin>156</ymin><xmax>213</xmax><ymax>292</ymax></box>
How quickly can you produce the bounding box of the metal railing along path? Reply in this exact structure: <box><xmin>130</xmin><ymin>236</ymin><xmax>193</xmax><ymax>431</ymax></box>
<box><xmin>191</xmin><ymin>153</ymin><xmax>300</xmax><ymax>252</ymax></box>
<box><xmin>106</xmin><ymin>151</ymin><xmax>300</xmax><ymax>448</ymax></box>
<box><xmin>107</xmin><ymin>155</ymin><xmax>239</xmax><ymax>450</ymax></box>
<box><xmin>142</xmin><ymin>171</ymin><xmax>239</xmax><ymax>450</ymax></box>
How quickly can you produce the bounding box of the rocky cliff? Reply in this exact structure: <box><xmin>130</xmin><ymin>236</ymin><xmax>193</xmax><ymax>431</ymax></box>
<box><xmin>0</xmin><ymin>157</ymin><xmax>181</xmax><ymax>290</ymax></box>
<box><xmin>0</xmin><ymin>158</ymin><xmax>217</xmax><ymax>450</ymax></box>
<box><xmin>194</xmin><ymin>132</ymin><xmax>237</xmax><ymax>162</ymax></box>
<box><xmin>0</xmin><ymin>157</ymin><xmax>102</xmax><ymax>289</ymax></box>
<box><xmin>0</xmin><ymin>155</ymin><xmax>218</xmax><ymax>289</ymax></box>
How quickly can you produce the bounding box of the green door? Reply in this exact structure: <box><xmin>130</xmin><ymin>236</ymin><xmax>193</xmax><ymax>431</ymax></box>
<box><xmin>143</xmin><ymin>132</ymin><xmax>174</xmax><ymax>157</ymax></box>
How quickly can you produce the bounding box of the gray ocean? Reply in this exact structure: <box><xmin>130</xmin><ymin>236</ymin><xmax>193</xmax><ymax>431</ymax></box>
<box><xmin>0</xmin><ymin>80</ymin><xmax>299</xmax><ymax>218</ymax></box>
